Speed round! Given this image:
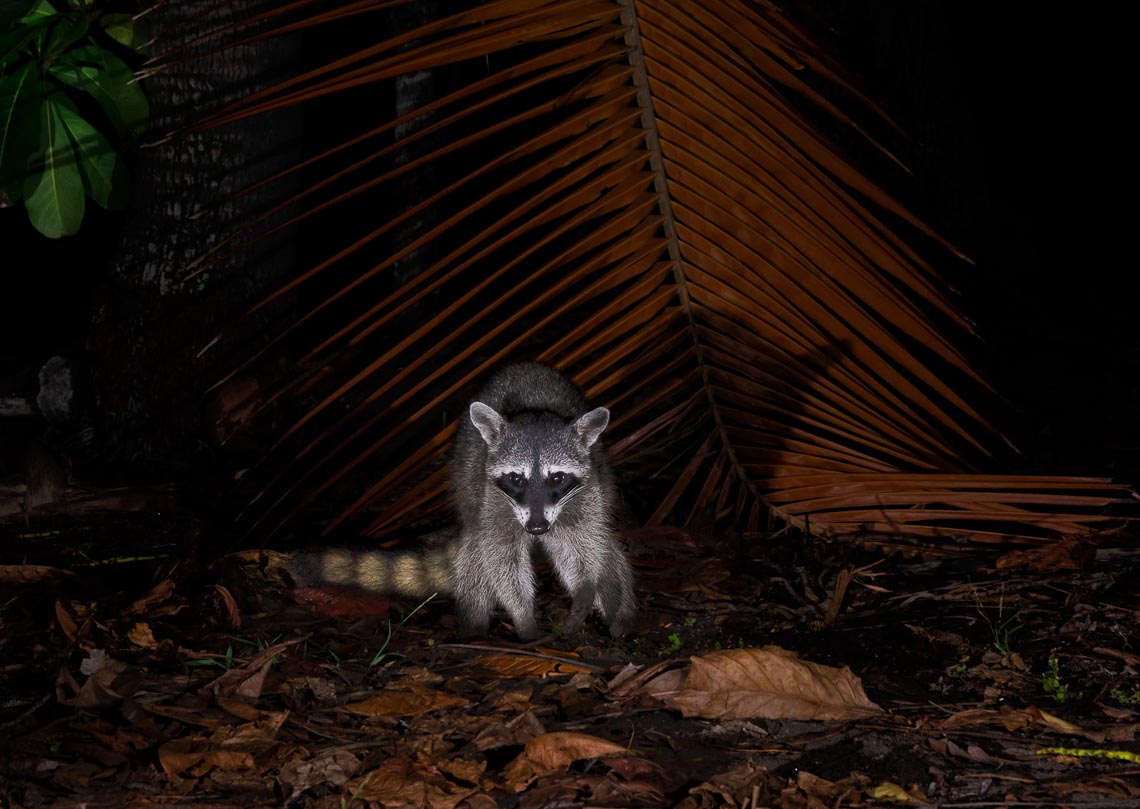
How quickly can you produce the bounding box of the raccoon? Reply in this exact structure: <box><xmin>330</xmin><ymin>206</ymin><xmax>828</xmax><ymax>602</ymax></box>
<box><xmin>289</xmin><ymin>363</ymin><xmax>637</xmax><ymax>641</ymax></box>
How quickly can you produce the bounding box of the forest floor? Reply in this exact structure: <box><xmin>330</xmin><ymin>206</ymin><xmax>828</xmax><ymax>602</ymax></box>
<box><xmin>2</xmin><ymin>521</ymin><xmax>1139</xmax><ymax>808</ymax></box>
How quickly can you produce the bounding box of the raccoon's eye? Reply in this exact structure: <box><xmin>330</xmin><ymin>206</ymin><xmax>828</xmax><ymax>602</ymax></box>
<box><xmin>549</xmin><ymin>471</ymin><xmax>565</xmax><ymax>487</ymax></box>
<box><xmin>507</xmin><ymin>472</ymin><xmax>525</xmax><ymax>487</ymax></box>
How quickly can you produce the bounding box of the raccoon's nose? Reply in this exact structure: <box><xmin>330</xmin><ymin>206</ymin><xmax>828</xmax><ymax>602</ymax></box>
<box><xmin>524</xmin><ymin>518</ymin><xmax>550</xmax><ymax>535</ymax></box>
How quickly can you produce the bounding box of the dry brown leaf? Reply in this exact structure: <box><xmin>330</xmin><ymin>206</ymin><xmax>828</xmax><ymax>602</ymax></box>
<box><xmin>214</xmin><ymin>583</ymin><xmax>242</xmax><ymax>628</ymax></box>
<box><xmin>126</xmin><ymin>622</ymin><xmax>158</xmax><ymax>650</ymax></box>
<box><xmin>941</xmin><ymin>707</ymin><xmax>1029</xmax><ymax>733</ymax></box>
<box><xmin>666</xmin><ymin>646</ymin><xmax>882</xmax><ymax>720</ymax></box>
<box><xmin>795</xmin><ymin>770</ymin><xmax>846</xmax><ymax>803</ymax></box>
<box><xmin>191</xmin><ymin>0</ymin><xmax>1135</xmax><ymax>546</ymax></box>
<box><xmin>1046</xmin><ymin>776</ymin><xmax>1140</xmax><ymax>799</ymax></box>
<box><xmin>640</xmin><ymin>667</ymin><xmax>687</xmax><ymax>702</ymax></box>
<box><xmin>279</xmin><ymin>748</ymin><xmax>360</xmax><ymax>801</ymax></box>
<box><xmin>207</xmin><ymin>636</ymin><xmax>305</xmax><ymax>700</ymax></box>
<box><xmin>210</xmin><ymin>711</ymin><xmax>289</xmax><ymax>750</ymax></box>
<box><xmin>1025</xmin><ymin>705</ymin><xmax>1105</xmax><ymax>743</ymax></box>
<box><xmin>471</xmin><ymin>709</ymin><xmax>546</xmax><ymax>751</ymax></box>
<box><xmin>59</xmin><ymin>651</ymin><xmax>129</xmax><ymax>710</ymax></box>
<box><xmin>351</xmin><ymin>756</ymin><xmax>474</xmax><ymax>809</ymax></box>
<box><xmin>124</xmin><ymin>579</ymin><xmax>177</xmax><ymax>616</ymax></box>
<box><xmin>502</xmin><ymin>731</ymin><xmax>628</xmax><ymax>791</ymax></box>
<box><xmin>304</xmin><ymin>675</ymin><xmax>337</xmax><ymax>704</ymax></box>
<box><xmin>904</xmin><ymin>624</ymin><xmax>971</xmax><ymax>657</ymax></box>
<box><xmin>343</xmin><ymin>684</ymin><xmax>468</xmax><ymax>718</ymax></box>
<box><xmin>291</xmin><ymin>584</ymin><xmax>393</xmax><ymax>619</ymax></box>
<box><xmin>216</xmin><ymin>697</ymin><xmax>262</xmax><ymax>721</ymax></box>
<box><xmin>995</xmin><ymin>537</ymin><xmax>1095</xmax><ymax>572</ymax></box>
<box><xmin>679</xmin><ymin>761</ymin><xmax>772</xmax><ymax>808</ymax></box>
<box><xmin>1103</xmin><ymin>722</ymin><xmax>1140</xmax><ymax>742</ymax></box>
<box><xmin>941</xmin><ymin>706</ymin><xmax>1103</xmax><ymax>742</ymax></box>
<box><xmin>601</xmin><ymin>755</ymin><xmax>672</xmax><ymax>784</ymax></box>
<box><xmin>1093</xmin><ymin>646</ymin><xmax>1140</xmax><ymax>666</ymax></box>
<box><xmin>0</xmin><ymin>564</ymin><xmax>72</xmax><ymax>585</ymax></box>
<box><xmin>437</xmin><ymin>756</ymin><xmax>486</xmax><ymax>785</ymax></box>
<box><xmin>158</xmin><ymin>737</ymin><xmax>256</xmax><ymax>778</ymax></box>
<box><xmin>476</xmin><ymin>652</ymin><xmax>594</xmax><ymax>678</ymax></box>
<box><xmin>55</xmin><ymin>599</ymin><xmax>80</xmax><ymax>641</ymax></box>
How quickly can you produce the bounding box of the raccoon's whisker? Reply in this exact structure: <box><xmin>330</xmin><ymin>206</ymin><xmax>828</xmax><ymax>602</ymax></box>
<box><xmin>493</xmin><ymin>487</ymin><xmax>518</xmax><ymax>506</ymax></box>
<box><xmin>560</xmin><ymin>484</ymin><xmax>586</xmax><ymax>503</ymax></box>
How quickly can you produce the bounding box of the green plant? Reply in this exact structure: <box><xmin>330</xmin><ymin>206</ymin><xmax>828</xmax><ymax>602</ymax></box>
<box><xmin>1</xmin><ymin>0</ymin><xmax>149</xmax><ymax>237</ymax></box>
<box><xmin>658</xmin><ymin>632</ymin><xmax>682</xmax><ymax>657</ymax></box>
<box><xmin>977</xmin><ymin>589</ymin><xmax>1023</xmax><ymax>656</ymax></box>
<box><xmin>1042</xmin><ymin>655</ymin><xmax>1081</xmax><ymax>703</ymax></box>
<box><xmin>367</xmin><ymin>593</ymin><xmax>437</xmax><ymax>668</ymax></box>
<box><xmin>186</xmin><ymin>644</ymin><xmax>234</xmax><ymax>670</ymax></box>
<box><xmin>1108</xmin><ymin>685</ymin><xmax>1140</xmax><ymax>706</ymax></box>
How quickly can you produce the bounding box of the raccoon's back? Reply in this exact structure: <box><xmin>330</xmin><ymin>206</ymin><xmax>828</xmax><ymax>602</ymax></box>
<box><xmin>288</xmin><ymin>546</ymin><xmax>455</xmax><ymax>597</ymax></box>
<box><xmin>453</xmin><ymin>363</ymin><xmax>590</xmax><ymax>479</ymax></box>
<box><xmin>471</xmin><ymin>362</ymin><xmax>589</xmax><ymax>420</ymax></box>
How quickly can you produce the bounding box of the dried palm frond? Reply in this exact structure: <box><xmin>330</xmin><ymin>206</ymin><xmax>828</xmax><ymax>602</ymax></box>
<box><xmin>169</xmin><ymin>0</ymin><xmax>1133</xmax><ymax>546</ymax></box>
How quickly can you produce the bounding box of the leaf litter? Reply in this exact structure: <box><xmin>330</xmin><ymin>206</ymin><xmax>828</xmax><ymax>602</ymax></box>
<box><xmin>2</xmin><ymin>523</ymin><xmax>1140</xmax><ymax>807</ymax></box>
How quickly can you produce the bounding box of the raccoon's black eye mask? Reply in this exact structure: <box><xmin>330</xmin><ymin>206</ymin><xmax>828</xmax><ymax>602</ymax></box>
<box><xmin>494</xmin><ymin>471</ymin><xmax>581</xmax><ymax>503</ymax></box>
<box><xmin>545</xmin><ymin>471</ymin><xmax>580</xmax><ymax>501</ymax></box>
<box><xmin>496</xmin><ymin>472</ymin><xmax>527</xmax><ymax>502</ymax></box>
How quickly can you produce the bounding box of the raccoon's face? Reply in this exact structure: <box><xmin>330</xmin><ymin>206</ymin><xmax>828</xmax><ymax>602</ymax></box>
<box><xmin>470</xmin><ymin>402</ymin><xmax>609</xmax><ymax>536</ymax></box>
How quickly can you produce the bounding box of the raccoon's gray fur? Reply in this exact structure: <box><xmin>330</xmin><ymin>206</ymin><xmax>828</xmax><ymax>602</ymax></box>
<box><xmin>288</xmin><ymin>363</ymin><xmax>637</xmax><ymax>641</ymax></box>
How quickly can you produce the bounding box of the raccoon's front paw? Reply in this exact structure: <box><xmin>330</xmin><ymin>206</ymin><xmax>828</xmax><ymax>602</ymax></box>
<box><xmin>563</xmin><ymin>583</ymin><xmax>596</xmax><ymax>635</ymax></box>
<box><xmin>607</xmin><ymin>613</ymin><xmax>637</xmax><ymax>638</ymax></box>
<box><xmin>514</xmin><ymin>618</ymin><xmax>541</xmax><ymax>642</ymax></box>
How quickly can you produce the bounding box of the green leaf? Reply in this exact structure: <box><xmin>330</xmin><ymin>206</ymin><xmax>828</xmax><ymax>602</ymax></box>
<box><xmin>102</xmin><ymin>13</ymin><xmax>151</xmax><ymax>54</ymax></box>
<box><xmin>14</xmin><ymin>0</ymin><xmax>58</xmax><ymax>26</ymax></box>
<box><xmin>24</xmin><ymin>94</ymin><xmax>84</xmax><ymax>237</ymax></box>
<box><xmin>53</xmin><ymin>92</ymin><xmax>123</xmax><ymax>209</ymax></box>
<box><xmin>52</xmin><ymin>96</ymin><xmax>124</xmax><ymax>209</ymax></box>
<box><xmin>45</xmin><ymin>11</ymin><xmax>89</xmax><ymax>57</ymax></box>
<box><xmin>1</xmin><ymin>0</ymin><xmax>53</xmax><ymax>67</ymax></box>
<box><xmin>52</xmin><ymin>43</ymin><xmax>148</xmax><ymax>138</ymax></box>
<box><xmin>0</xmin><ymin>61</ymin><xmax>42</xmax><ymax>201</ymax></box>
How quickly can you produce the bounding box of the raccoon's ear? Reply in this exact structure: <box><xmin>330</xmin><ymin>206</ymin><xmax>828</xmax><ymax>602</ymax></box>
<box><xmin>469</xmin><ymin>402</ymin><xmax>506</xmax><ymax>448</ymax></box>
<box><xmin>573</xmin><ymin>407</ymin><xmax>610</xmax><ymax>448</ymax></box>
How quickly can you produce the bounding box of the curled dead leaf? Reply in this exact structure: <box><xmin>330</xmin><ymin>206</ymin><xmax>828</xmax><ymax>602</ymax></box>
<box><xmin>351</xmin><ymin>756</ymin><xmax>474</xmax><ymax>808</ymax></box>
<box><xmin>0</xmin><ymin>564</ymin><xmax>73</xmax><ymax>585</ymax></box>
<box><xmin>502</xmin><ymin>731</ymin><xmax>628</xmax><ymax>791</ymax></box>
<box><xmin>666</xmin><ymin>646</ymin><xmax>882</xmax><ymax>720</ymax></box>
<box><xmin>158</xmin><ymin>737</ymin><xmax>255</xmax><ymax>778</ymax></box>
<box><xmin>279</xmin><ymin>748</ymin><xmax>360</xmax><ymax>801</ymax></box>
<box><xmin>127</xmin><ymin>622</ymin><xmax>158</xmax><ymax>650</ymax></box>
<box><xmin>344</xmin><ymin>684</ymin><xmax>468</xmax><ymax>718</ymax></box>
<box><xmin>476</xmin><ymin>652</ymin><xmax>594</xmax><ymax>678</ymax></box>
